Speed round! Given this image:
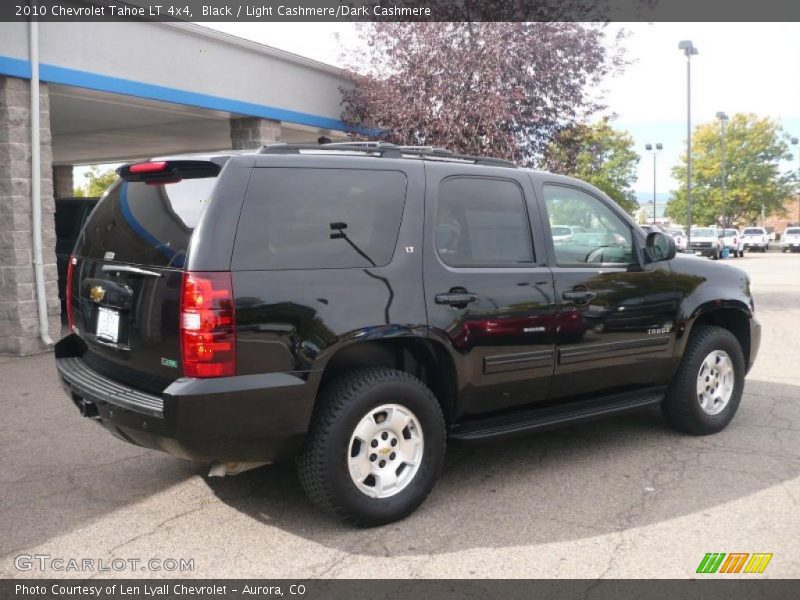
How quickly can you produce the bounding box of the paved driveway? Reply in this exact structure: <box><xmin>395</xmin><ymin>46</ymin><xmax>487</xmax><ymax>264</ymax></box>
<box><xmin>1</xmin><ymin>253</ymin><xmax>798</xmax><ymax>578</ymax></box>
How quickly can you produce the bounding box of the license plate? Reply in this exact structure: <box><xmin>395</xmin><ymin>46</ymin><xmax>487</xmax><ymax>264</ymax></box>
<box><xmin>96</xmin><ymin>307</ymin><xmax>120</xmax><ymax>343</ymax></box>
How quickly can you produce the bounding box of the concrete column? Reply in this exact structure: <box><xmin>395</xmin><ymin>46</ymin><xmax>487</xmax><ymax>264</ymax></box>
<box><xmin>230</xmin><ymin>116</ymin><xmax>281</xmax><ymax>150</ymax></box>
<box><xmin>53</xmin><ymin>165</ymin><xmax>74</xmax><ymax>198</ymax></box>
<box><xmin>0</xmin><ymin>76</ymin><xmax>60</xmax><ymax>355</ymax></box>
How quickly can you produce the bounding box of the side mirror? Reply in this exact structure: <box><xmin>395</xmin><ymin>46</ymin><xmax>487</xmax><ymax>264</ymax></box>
<box><xmin>646</xmin><ymin>231</ymin><xmax>676</xmax><ymax>262</ymax></box>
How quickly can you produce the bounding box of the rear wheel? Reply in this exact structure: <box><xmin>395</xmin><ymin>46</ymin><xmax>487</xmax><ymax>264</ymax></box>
<box><xmin>297</xmin><ymin>368</ymin><xmax>445</xmax><ymax>526</ymax></box>
<box><xmin>662</xmin><ymin>325</ymin><xmax>745</xmax><ymax>435</ymax></box>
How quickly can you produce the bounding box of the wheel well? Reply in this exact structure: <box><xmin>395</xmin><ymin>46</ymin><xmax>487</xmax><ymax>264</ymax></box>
<box><xmin>691</xmin><ymin>308</ymin><xmax>751</xmax><ymax>365</ymax></box>
<box><xmin>318</xmin><ymin>339</ymin><xmax>458</xmax><ymax>423</ymax></box>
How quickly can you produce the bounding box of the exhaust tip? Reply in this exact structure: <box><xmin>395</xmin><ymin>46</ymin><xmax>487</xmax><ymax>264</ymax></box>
<box><xmin>79</xmin><ymin>399</ymin><xmax>99</xmax><ymax>419</ymax></box>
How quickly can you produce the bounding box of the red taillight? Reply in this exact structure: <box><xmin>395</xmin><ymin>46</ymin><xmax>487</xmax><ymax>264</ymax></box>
<box><xmin>180</xmin><ymin>272</ymin><xmax>236</xmax><ymax>378</ymax></box>
<box><xmin>129</xmin><ymin>161</ymin><xmax>168</xmax><ymax>174</ymax></box>
<box><xmin>66</xmin><ymin>255</ymin><xmax>76</xmax><ymax>332</ymax></box>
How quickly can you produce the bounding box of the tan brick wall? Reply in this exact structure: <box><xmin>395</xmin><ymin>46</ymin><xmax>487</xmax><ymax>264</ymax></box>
<box><xmin>0</xmin><ymin>76</ymin><xmax>60</xmax><ymax>355</ymax></box>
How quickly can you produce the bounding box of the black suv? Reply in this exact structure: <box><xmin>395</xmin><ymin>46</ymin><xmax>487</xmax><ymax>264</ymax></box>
<box><xmin>56</xmin><ymin>142</ymin><xmax>760</xmax><ymax>526</ymax></box>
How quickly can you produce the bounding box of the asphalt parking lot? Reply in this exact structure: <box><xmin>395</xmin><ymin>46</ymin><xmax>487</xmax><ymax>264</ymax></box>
<box><xmin>2</xmin><ymin>252</ymin><xmax>799</xmax><ymax>579</ymax></box>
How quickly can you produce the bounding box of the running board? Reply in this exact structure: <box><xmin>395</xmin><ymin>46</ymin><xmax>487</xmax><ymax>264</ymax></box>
<box><xmin>449</xmin><ymin>388</ymin><xmax>666</xmax><ymax>442</ymax></box>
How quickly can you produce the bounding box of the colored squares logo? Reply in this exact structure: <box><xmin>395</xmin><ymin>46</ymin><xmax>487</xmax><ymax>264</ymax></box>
<box><xmin>697</xmin><ymin>553</ymin><xmax>773</xmax><ymax>574</ymax></box>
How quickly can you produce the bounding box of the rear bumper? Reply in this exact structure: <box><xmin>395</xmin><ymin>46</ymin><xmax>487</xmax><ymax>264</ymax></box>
<box><xmin>689</xmin><ymin>247</ymin><xmax>717</xmax><ymax>257</ymax></box>
<box><xmin>55</xmin><ymin>334</ymin><xmax>315</xmax><ymax>463</ymax></box>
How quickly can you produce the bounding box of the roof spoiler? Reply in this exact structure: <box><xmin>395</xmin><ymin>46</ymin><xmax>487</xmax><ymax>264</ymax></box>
<box><xmin>117</xmin><ymin>160</ymin><xmax>223</xmax><ymax>184</ymax></box>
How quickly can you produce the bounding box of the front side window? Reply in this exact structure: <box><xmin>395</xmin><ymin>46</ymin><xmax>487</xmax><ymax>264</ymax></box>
<box><xmin>233</xmin><ymin>168</ymin><xmax>407</xmax><ymax>270</ymax></box>
<box><xmin>434</xmin><ymin>176</ymin><xmax>533</xmax><ymax>267</ymax></box>
<box><xmin>543</xmin><ymin>185</ymin><xmax>633</xmax><ymax>266</ymax></box>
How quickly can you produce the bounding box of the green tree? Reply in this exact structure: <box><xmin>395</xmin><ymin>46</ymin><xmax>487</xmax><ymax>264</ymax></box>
<box><xmin>666</xmin><ymin>114</ymin><xmax>795</xmax><ymax>227</ymax></box>
<box><xmin>74</xmin><ymin>166</ymin><xmax>117</xmax><ymax>197</ymax></box>
<box><xmin>539</xmin><ymin>119</ymin><xmax>640</xmax><ymax>213</ymax></box>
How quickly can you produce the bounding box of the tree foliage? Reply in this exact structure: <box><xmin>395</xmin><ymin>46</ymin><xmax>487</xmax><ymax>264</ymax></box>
<box><xmin>340</xmin><ymin>22</ymin><xmax>624</xmax><ymax>166</ymax></box>
<box><xmin>74</xmin><ymin>165</ymin><xmax>117</xmax><ymax>197</ymax></box>
<box><xmin>666</xmin><ymin>114</ymin><xmax>795</xmax><ymax>227</ymax></box>
<box><xmin>540</xmin><ymin>119</ymin><xmax>640</xmax><ymax>213</ymax></box>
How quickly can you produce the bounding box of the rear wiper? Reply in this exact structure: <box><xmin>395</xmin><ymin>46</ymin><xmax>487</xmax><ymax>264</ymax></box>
<box><xmin>101</xmin><ymin>265</ymin><xmax>162</xmax><ymax>278</ymax></box>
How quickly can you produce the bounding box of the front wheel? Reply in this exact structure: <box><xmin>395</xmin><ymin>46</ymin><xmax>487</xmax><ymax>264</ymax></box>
<box><xmin>662</xmin><ymin>325</ymin><xmax>745</xmax><ymax>435</ymax></box>
<box><xmin>297</xmin><ymin>368</ymin><xmax>446</xmax><ymax>526</ymax></box>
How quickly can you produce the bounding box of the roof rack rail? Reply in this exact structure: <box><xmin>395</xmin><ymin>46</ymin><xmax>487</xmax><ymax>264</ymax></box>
<box><xmin>257</xmin><ymin>142</ymin><xmax>516</xmax><ymax>168</ymax></box>
<box><xmin>258</xmin><ymin>142</ymin><xmax>402</xmax><ymax>157</ymax></box>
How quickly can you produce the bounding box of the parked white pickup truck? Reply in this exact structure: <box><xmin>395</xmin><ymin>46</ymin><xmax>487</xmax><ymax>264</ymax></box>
<box><xmin>741</xmin><ymin>227</ymin><xmax>770</xmax><ymax>252</ymax></box>
<box><xmin>781</xmin><ymin>227</ymin><xmax>800</xmax><ymax>253</ymax></box>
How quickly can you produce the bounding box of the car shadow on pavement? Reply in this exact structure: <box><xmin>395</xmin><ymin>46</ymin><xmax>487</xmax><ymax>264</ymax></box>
<box><xmin>205</xmin><ymin>378</ymin><xmax>800</xmax><ymax>556</ymax></box>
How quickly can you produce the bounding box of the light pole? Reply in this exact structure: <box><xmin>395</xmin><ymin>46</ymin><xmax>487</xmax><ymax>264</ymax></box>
<box><xmin>679</xmin><ymin>40</ymin><xmax>698</xmax><ymax>246</ymax></box>
<box><xmin>792</xmin><ymin>137</ymin><xmax>799</xmax><ymax>225</ymax></box>
<box><xmin>645</xmin><ymin>143</ymin><xmax>663</xmax><ymax>224</ymax></box>
<box><xmin>716</xmin><ymin>111</ymin><xmax>729</xmax><ymax>228</ymax></box>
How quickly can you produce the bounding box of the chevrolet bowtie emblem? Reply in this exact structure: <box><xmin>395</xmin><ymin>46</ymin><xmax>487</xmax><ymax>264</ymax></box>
<box><xmin>89</xmin><ymin>286</ymin><xmax>106</xmax><ymax>303</ymax></box>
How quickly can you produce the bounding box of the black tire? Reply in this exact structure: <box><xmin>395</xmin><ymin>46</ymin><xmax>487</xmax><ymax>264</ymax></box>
<box><xmin>712</xmin><ymin>250</ymin><xmax>719</xmax><ymax>260</ymax></box>
<box><xmin>662</xmin><ymin>325</ymin><xmax>745</xmax><ymax>435</ymax></box>
<box><xmin>297</xmin><ymin>368</ymin><xmax>445</xmax><ymax>526</ymax></box>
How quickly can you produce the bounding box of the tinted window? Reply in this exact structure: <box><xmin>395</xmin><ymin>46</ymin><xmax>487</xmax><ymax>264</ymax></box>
<box><xmin>233</xmin><ymin>168</ymin><xmax>407</xmax><ymax>270</ymax></box>
<box><xmin>543</xmin><ymin>185</ymin><xmax>633</xmax><ymax>266</ymax></box>
<box><xmin>75</xmin><ymin>178</ymin><xmax>217</xmax><ymax>268</ymax></box>
<box><xmin>55</xmin><ymin>203</ymin><xmax>84</xmax><ymax>239</ymax></box>
<box><xmin>434</xmin><ymin>177</ymin><xmax>533</xmax><ymax>267</ymax></box>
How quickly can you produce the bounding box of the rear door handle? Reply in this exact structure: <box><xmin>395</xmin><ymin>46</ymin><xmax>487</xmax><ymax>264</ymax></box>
<box><xmin>435</xmin><ymin>292</ymin><xmax>479</xmax><ymax>307</ymax></box>
<box><xmin>562</xmin><ymin>290</ymin><xmax>597</xmax><ymax>303</ymax></box>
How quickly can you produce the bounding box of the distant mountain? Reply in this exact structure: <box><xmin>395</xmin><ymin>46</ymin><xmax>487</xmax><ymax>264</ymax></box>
<box><xmin>635</xmin><ymin>191</ymin><xmax>670</xmax><ymax>205</ymax></box>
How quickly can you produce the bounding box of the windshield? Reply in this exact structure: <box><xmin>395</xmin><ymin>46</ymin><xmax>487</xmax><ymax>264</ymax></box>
<box><xmin>692</xmin><ymin>228</ymin><xmax>715</xmax><ymax>237</ymax></box>
<box><xmin>669</xmin><ymin>229</ymin><xmax>685</xmax><ymax>236</ymax></box>
<box><xmin>785</xmin><ymin>228</ymin><xmax>800</xmax><ymax>235</ymax></box>
<box><xmin>723</xmin><ymin>229</ymin><xmax>737</xmax><ymax>237</ymax></box>
<box><xmin>743</xmin><ymin>228</ymin><xmax>764</xmax><ymax>235</ymax></box>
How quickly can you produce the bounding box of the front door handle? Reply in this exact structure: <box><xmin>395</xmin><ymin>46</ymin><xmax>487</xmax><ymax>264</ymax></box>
<box><xmin>435</xmin><ymin>292</ymin><xmax>479</xmax><ymax>307</ymax></box>
<box><xmin>562</xmin><ymin>290</ymin><xmax>597</xmax><ymax>304</ymax></box>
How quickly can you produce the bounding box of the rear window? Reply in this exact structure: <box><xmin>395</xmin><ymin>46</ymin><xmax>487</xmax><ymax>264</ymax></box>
<box><xmin>74</xmin><ymin>178</ymin><xmax>217</xmax><ymax>268</ymax></box>
<box><xmin>551</xmin><ymin>226</ymin><xmax>571</xmax><ymax>237</ymax></box>
<box><xmin>232</xmin><ymin>168</ymin><xmax>407</xmax><ymax>270</ymax></box>
<box><xmin>692</xmin><ymin>228</ymin><xmax>715</xmax><ymax>237</ymax></box>
<box><xmin>743</xmin><ymin>228</ymin><xmax>764</xmax><ymax>235</ymax></box>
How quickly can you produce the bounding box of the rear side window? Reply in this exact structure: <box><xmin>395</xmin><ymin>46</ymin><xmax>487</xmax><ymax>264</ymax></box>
<box><xmin>232</xmin><ymin>168</ymin><xmax>407</xmax><ymax>270</ymax></box>
<box><xmin>55</xmin><ymin>203</ymin><xmax>85</xmax><ymax>239</ymax></box>
<box><xmin>75</xmin><ymin>178</ymin><xmax>217</xmax><ymax>268</ymax></box>
<box><xmin>434</xmin><ymin>176</ymin><xmax>533</xmax><ymax>267</ymax></box>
